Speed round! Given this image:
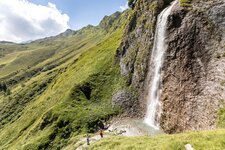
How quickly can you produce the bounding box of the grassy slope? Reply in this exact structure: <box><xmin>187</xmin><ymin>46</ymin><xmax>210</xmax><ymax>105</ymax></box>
<box><xmin>0</xmin><ymin>28</ymin><xmax>104</xmax><ymax>78</ymax></box>
<box><xmin>0</xmin><ymin>12</ymin><xmax>127</xmax><ymax>150</ymax></box>
<box><xmin>89</xmin><ymin>129</ymin><xmax>225</xmax><ymax>150</ymax></box>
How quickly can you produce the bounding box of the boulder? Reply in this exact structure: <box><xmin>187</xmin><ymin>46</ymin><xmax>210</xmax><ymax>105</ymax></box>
<box><xmin>185</xmin><ymin>144</ymin><xmax>195</xmax><ymax>150</ymax></box>
<box><xmin>112</xmin><ymin>90</ymin><xmax>138</xmax><ymax>115</ymax></box>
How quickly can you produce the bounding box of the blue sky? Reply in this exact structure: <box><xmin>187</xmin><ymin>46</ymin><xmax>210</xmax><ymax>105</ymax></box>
<box><xmin>0</xmin><ymin>0</ymin><xmax>128</xmax><ymax>42</ymax></box>
<box><xmin>29</xmin><ymin>0</ymin><xmax>128</xmax><ymax>30</ymax></box>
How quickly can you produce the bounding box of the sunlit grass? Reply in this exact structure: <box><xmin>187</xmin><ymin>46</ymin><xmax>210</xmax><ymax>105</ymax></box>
<box><xmin>89</xmin><ymin>129</ymin><xmax>225</xmax><ymax>150</ymax></box>
<box><xmin>0</xmin><ymin>25</ymin><xmax>126</xmax><ymax>149</ymax></box>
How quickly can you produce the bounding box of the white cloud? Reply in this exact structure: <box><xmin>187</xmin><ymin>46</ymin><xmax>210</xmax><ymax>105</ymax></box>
<box><xmin>0</xmin><ymin>0</ymin><xmax>70</xmax><ymax>43</ymax></box>
<box><xmin>120</xmin><ymin>2</ymin><xmax>129</xmax><ymax>12</ymax></box>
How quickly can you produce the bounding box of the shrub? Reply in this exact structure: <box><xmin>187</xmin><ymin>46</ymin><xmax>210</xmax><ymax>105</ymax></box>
<box><xmin>180</xmin><ymin>0</ymin><xmax>192</xmax><ymax>7</ymax></box>
<box><xmin>0</xmin><ymin>82</ymin><xmax>7</xmax><ymax>92</ymax></box>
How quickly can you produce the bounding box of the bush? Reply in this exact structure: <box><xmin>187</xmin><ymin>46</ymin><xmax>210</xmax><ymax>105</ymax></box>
<box><xmin>180</xmin><ymin>0</ymin><xmax>192</xmax><ymax>7</ymax></box>
<box><xmin>0</xmin><ymin>82</ymin><xmax>7</xmax><ymax>92</ymax></box>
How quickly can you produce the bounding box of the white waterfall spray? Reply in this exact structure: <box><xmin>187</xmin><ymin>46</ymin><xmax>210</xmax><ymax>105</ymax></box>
<box><xmin>144</xmin><ymin>1</ymin><xmax>177</xmax><ymax>129</ymax></box>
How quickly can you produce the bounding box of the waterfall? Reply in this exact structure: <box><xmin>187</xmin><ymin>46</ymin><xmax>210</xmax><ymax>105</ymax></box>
<box><xmin>144</xmin><ymin>1</ymin><xmax>177</xmax><ymax>129</ymax></box>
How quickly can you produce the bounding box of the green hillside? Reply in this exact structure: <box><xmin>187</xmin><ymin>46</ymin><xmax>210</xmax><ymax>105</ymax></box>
<box><xmin>0</xmin><ymin>26</ymin><xmax>104</xmax><ymax>79</ymax></box>
<box><xmin>89</xmin><ymin>129</ymin><xmax>225</xmax><ymax>150</ymax></box>
<box><xmin>0</xmin><ymin>11</ymin><xmax>128</xmax><ymax>150</ymax></box>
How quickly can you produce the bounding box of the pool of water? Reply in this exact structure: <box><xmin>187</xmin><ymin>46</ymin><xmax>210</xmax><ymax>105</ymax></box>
<box><xmin>107</xmin><ymin>118</ymin><xmax>163</xmax><ymax>137</ymax></box>
<box><xmin>133</xmin><ymin>119</ymin><xmax>163</xmax><ymax>135</ymax></box>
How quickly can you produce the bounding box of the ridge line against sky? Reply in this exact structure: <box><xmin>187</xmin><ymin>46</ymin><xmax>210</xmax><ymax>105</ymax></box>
<box><xmin>0</xmin><ymin>0</ymin><xmax>128</xmax><ymax>43</ymax></box>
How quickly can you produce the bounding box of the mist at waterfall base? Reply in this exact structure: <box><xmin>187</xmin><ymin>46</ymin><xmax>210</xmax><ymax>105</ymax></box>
<box><xmin>143</xmin><ymin>1</ymin><xmax>177</xmax><ymax>130</ymax></box>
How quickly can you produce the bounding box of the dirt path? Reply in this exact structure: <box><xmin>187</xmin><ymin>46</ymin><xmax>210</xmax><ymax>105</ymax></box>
<box><xmin>76</xmin><ymin>134</ymin><xmax>110</xmax><ymax>150</ymax></box>
<box><xmin>75</xmin><ymin>118</ymin><xmax>162</xmax><ymax>150</ymax></box>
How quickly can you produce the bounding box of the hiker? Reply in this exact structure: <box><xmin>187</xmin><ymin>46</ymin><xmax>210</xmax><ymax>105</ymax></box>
<box><xmin>86</xmin><ymin>134</ymin><xmax>90</xmax><ymax>145</ymax></box>
<box><xmin>100</xmin><ymin>129</ymin><xmax>103</xmax><ymax>138</ymax></box>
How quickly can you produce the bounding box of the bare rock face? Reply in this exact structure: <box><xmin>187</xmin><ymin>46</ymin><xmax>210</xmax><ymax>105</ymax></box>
<box><xmin>112</xmin><ymin>90</ymin><xmax>138</xmax><ymax>116</ymax></box>
<box><xmin>160</xmin><ymin>0</ymin><xmax>225</xmax><ymax>133</ymax></box>
<box><xmin>118</xmin><ymin>0</ymin><xmax>225</xmax><ymax>133</ymax></box>
<box><xmin>208</xmin><ymin>3</ymin><xmax>225</xmax><ymax>31</ymax></box>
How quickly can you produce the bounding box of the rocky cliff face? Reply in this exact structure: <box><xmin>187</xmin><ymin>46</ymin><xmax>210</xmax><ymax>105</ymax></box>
<box><xmin>161</xmin><ymin>0</ymin><xmax>225</xmax><ymax>133</ymax></box>
<box><xmin>117</xmin><ymin>0</ymin><xmax>225</xmax><ymax>133</ymax></box>
<box><xmin>116</xmin><ymin>0</ymin><xmax>168</xmax><ymax>117</ymax></box>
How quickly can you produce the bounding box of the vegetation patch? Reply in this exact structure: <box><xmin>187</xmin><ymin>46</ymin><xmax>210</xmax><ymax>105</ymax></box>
<box><xmin>220</xmin><ymin>80</ymin><xmax>225</xmax><ymax>87</ymax></box>
<box><xmin>0</xmin><ymin>13</ymin><xmax>127</xmax><ymax>149</ymax></box>
<box><xmin>180</xmin><ymin>0</ymin><xmax>192</xmax><ymax>7</ymax></box>
<box><xmin>218</xmin><ymin>105</ymin><xmax>225</xmax><ymax>128</ymax></box>
<box><xmin>0</xmin><ymin>74</ymin><xmax>56</xmax><ymax>129</ymax></box>
<box><xmin>89</xmin><ymin>130</ymin><xmax>225</xmax><ymax>150</ymax></box>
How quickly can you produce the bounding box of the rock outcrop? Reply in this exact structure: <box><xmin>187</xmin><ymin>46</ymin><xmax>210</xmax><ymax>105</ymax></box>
<box><xmin>160</xmin><ymin>0</ymin><xmax>225</xmax><ymax>133</ymax></box>
<box><xmin>116</xmin><ymin>0</ymin><xmax>169</xmax><ymax>117</ymax></box>
<box><xmin>118</xmin><ymin>0</ymin><xmax>225</xmax><ymax>133</ymax></box>
<box><xmin>112</xmin><ymin>90</ymin><xmax>138</xmax><ymax>115</ymax></box>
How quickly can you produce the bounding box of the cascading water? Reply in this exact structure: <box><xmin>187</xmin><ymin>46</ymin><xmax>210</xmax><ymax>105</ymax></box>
<box><xmin>144</xmin><ymin>1</ymin><xmax>177</xmax><ymax>129</ymax></box>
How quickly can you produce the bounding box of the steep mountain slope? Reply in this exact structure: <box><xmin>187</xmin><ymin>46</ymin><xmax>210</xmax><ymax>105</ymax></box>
<box><xmin>0</xmin><ymin>11</ymin><xmax>128</xmax><ymax>150</ymax></box>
